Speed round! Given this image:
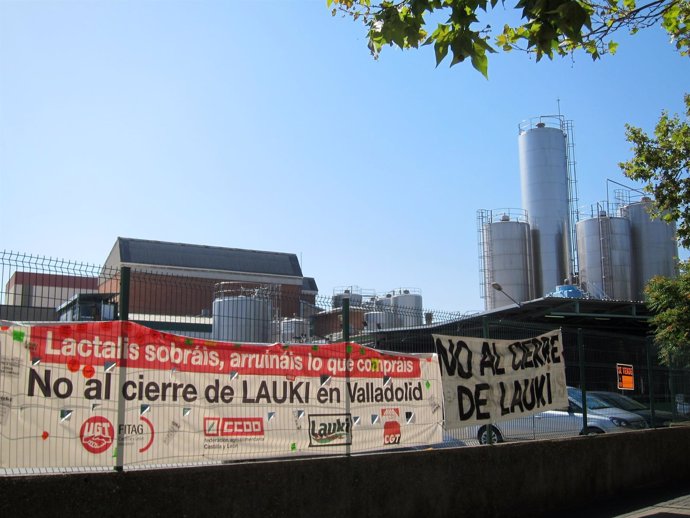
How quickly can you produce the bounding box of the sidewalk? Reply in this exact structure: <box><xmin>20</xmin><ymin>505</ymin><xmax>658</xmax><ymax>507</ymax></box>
<box><xmin>557</xmin><ymin>484</ymin><xmax>690</xmax><ymax>517</ymax></box>
<box><xmin>616</xmin><ymin>492</ymin><xmax>690</xmax><ymax>517</ymax></box>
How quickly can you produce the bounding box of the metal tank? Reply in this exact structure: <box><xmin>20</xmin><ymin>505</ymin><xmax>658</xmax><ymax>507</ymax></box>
<box><xmin>364</xmin><ymin>311</ymin><xmax>396</xmax><ymax>331</ymax></box>
<box><xmin>280</xmin><ymin>318</ymin><xmax>311</xmax><ymax>343</ymax></box>
<box><xmin>518</xmin><ymin>117</ymin><xmax>572</xmax><ymax>297</ymax></box>
<box><xmin>621</xmin><ymin>198</ymin><xmax>679</xmax><ymax>300</ymax></box>
<box><xmin>332</xmin><ymin>288</ymin><xmax>363</xmax><ymax>308</ymax></box>
<box><xmin>375</xmin><ymin>294</ymin><xmax>393</xmax><ymax>311</ymax></box>
<box><xmin>576</xmin><ymin>213</ymin><xmax>633</xmax><ymax>300</ymax></box>
<box><xmin>479</xmin><ymin>210</ymin><xmax>534</xmax><ymax>310</ymax></box>
<box><xmin>212</xmin><ymin>295</ymin><xmax>273</xmax><ymax>343</ymax></box>
<box><xmin>391</xmin><ymin>289</ymin><xmax>423</xmax><ymax>327</ymax></box>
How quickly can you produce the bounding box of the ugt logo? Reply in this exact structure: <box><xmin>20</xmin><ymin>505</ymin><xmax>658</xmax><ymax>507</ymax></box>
<box><xmin>80</xmin><ymin>415</ymin><xmax>114</xmax><ymax>454</ymax></box>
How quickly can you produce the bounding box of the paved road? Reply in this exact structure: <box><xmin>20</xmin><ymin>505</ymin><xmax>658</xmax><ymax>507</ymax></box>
<box><xmin>556</xmin><ymin>485</ymin><xmax>690</xmax><ymax>517</ymax></box>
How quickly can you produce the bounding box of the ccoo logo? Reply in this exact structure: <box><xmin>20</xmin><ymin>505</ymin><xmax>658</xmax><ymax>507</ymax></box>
<box><xmin>80</xmin><ymin>416</ymin><xmax>114</xmax><ymax>454</ymax></box>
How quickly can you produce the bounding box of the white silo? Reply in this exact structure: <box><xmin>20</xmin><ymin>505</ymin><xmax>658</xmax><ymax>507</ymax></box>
<box><xmin>364</xmin><ymin>311</ymin><xmax>396</xmax><ymax>331</ymax></box>
<box><xmin>620</xmin><ymin>198</ymin><xmax>678</xmax><ymax>300</ymax></box>
<box><xmin>212</xmin><ymin>295</ymin><xmax>273</xmax><ymax>343</ymax></box>
<box><xmin>576</xmin><ymin>212</ymin><xmax>633</xmax><ymax>300</ymax></box>
<box><xmin>375</xmin><ymin>293</ymin><xmax>393</xmax><ymax>311</ymax></box>
<box><xmin>332</xmin><ymin>287</ymin><xmax>363</xmax><ymax>308</ymax></box>
<box><xmin>391</xmin><ymin>289</ymin><xmax>423</xmax><ymax>327</ymax></box>
<box><xmin>518</xmin><ymin>117</ymin><xmax>573</xmax><ymax>297</ymax></box>
<box><xmin>280</xmin><ymin>318</ymin><xmax>311</xmax><ymax>343</ymax></box>
<box><xmin>478</xmin><ymin>209</ymin><xmax>534</xmax><ymax>310</ymax></box>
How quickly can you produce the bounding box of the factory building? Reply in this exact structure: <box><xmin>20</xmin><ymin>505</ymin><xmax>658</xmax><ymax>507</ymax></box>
<box><xmin>479</xmin><ymin>116</ymin><xmax>678</xmax><ymax>310</ymax></box>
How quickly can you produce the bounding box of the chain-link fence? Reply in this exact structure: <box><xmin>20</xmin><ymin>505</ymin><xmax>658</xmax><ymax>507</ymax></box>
<box><xmin>1</xmin><ymin>250</ymin><xmax>689</xmax><ymax>474</ymax></box>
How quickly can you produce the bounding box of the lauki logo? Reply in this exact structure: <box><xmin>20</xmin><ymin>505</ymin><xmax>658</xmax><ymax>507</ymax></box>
<box><xmin>308</xmin><ymin>414</ymin><xmax>352</xmax><ymax>447</ymax></box>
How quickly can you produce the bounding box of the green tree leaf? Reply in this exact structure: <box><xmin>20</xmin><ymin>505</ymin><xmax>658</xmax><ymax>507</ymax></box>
<box><xmin>620</xmin><ymin>94</ymin><xmax>690</xmax><ymax>366</ymax></box>
<box><xmin>328</xmin><ymin>0</ymin><xmax>690</xmax><ymax>72</ymax></box>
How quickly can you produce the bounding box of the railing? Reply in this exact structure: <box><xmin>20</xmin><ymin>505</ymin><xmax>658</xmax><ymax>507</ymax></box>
<box><xmin>1</xmin><ymin>250</ymin><xmax>689</xmax><ymax>475</ymax></box>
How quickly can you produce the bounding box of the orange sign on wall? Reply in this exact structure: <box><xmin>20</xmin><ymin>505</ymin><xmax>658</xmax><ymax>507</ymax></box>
<box><xmin>616</xmin><ymin>363</ymin><xmax>634</xmax><ymax>390</ymax></box>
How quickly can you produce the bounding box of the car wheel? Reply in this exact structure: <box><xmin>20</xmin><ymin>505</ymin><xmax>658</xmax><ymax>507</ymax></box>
<box><xmin>581</xmin><ymin>427</ymin><xmax>604</xmax><ymax>436</ymax></box>
<box><xmin>478</xmin><ymin>425</ymin><xmax>503</xmax><ymax>444</ymax></box>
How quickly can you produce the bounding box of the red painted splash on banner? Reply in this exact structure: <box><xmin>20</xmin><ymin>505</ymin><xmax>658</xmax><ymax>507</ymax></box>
<box><xmin>82</xmin><ymin>365</ymin><xmax>95</xmax><ymax>379</ymax></box>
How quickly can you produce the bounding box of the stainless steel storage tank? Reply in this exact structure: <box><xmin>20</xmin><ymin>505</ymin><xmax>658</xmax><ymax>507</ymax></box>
<box><xmin>575</xmin><ymin>213</ymin><xmax>633</xmax><ymax>300</ymax></box>
<box><xmin>479</xmin><ymin>210</ymin><xmax>533</xmax><ymax>310</ymax></box>
<box><xmin>392</xmin><ymin>289</ymin><xmax>423</xmax><ymax>327</ymax></box>
<box><xmin>518</xmin><ymin>118</ymin><xmax>572</xmax><ymax>297</ymax></box>
<box><xmin>212</xmin><ymin>295</ymin><xmax>273</xmax><ymax>343</ymax></box>
<box><xmin>364</xmin><ymin>311</ymin><xmax>396</xmax><ymax>331</ymax></box>
<box><xmin>621</xmin><ymin>198</ymin><xmax>678</xmax><ymax>300</ymax></box>
<box><xmin>375</xmin><ymin>294</ymin><xmax>393</xmax><ymax>311</ymax></box>
<box><xmin>280</xmin><ymin>318</ymin><xmax>311</xmax><ymax>343</ymax></box>
<box><xmin>332</xmin><ymin>288</ymin><xmax>363</xmax><ymax>308</ymax></box>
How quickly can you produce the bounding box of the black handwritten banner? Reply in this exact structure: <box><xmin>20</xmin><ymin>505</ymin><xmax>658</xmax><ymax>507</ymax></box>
<box><xmin>432</xmin><ymin>331</ymin><xmax>567</xmax><ymax>428</ymax></box>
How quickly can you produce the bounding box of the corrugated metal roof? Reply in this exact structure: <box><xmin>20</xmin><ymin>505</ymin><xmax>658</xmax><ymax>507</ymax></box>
<box><xmin>116</xmin><ymin>238</ymin><xmax>303</xmax><ymax>277</ymax></box>
<box><xmin>371</xmin><ymin>297</ymin><xmax>651</xmax><ymax>354</ymax></box>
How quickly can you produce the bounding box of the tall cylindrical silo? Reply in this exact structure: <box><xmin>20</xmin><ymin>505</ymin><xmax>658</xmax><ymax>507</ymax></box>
<box><xmin>576</xmin><ymin>214</ymin><xmax>632</xmax><ymax>300</ymax></box>
<box><xmin>519</xmin><ymin>118</ymin><xmax>572</xmax><ymax>297</ymax></box>
<box><xmin>480</xmin><ymin>211</ymin><xmax>533</xmax><ymax>310</ymax></box>
<box><xmin>621</xmin><ymin>198</ymin><xmax>678</xmax><ymax>300</ymax></box>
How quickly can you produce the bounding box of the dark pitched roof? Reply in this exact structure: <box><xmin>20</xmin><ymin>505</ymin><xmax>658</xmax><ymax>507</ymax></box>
<box><xmin>302</xmin><ymin>277</ymin><xmax>318</xmax><ymax>292</ymax></box>
<box><xmin>114</xmin><ymin>238</ymin><xmax>303</xmax><ymax>277</ymax></box>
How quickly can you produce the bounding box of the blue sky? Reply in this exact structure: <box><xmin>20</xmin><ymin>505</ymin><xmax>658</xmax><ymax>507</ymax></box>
<box><xmin>1</xmin><ymin>0</ymin><xmax>688</xmax><ymax>312</ymax></box>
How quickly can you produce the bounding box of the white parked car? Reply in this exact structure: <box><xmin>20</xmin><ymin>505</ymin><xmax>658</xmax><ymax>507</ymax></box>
<box><xmin>456</xmin><ymin>386</ymin><xmax>648</xmax><ymax>445</ymax></box>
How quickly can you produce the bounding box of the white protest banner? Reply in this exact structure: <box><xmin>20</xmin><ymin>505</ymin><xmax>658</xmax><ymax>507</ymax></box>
<box><xmin>433</xmin><ymin>331</ymin><xmax>567</xmax><ymax>428</ymax></box>
<box><xmin>0</xmin><ymin>321</ymin><xmax>442</xmax><ymax>470</ymax></box>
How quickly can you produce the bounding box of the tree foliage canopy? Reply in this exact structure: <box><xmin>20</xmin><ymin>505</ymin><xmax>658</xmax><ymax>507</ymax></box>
<box><xmin>328</xmin><ymin>0</ymin><xmax>690</xmax><ymax>76</ymax></box>
<box><xmin>644</xmin><ymin>264</ymin><xmax>690</xmax><ymax>367</ymax></box>
<box><xmin>620</xmin><ymin>94</ymin><xmax>690</xmax><ymax>248</ymax></box>
<box><xmin>620</xmin><ymin>96</ymin><xmax>690</xmax><ymax>366</ymax></box>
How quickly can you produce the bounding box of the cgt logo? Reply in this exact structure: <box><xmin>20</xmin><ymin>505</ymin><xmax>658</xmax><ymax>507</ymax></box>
<box><xmin>383</xmin><ymin>421</ymin><xmax>401</xmax><ymax>445</ymax></box>
<box><xmin>308</xmin><ymin>414</ymin><xmax>352</xmax><ymax>447</ymax></box>
<box><xmin>381</xmin><ymin>407</ymin><xmax>401</xmax><ymax>446</ymax></box>
<box><xmin>204</xmin><ymin>417</ymin><xmax>264</xmax><ymax>437</ymax></box>
<box><xmin>80</xmin><ymin>416</ymin><xmax>114</xmax><ymax>454</ymax></box>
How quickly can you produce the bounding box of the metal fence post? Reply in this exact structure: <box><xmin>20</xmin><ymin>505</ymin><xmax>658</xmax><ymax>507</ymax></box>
<box><xmin>577</xmin><ymin>328</ymin><xmax>588</xmax><ymax>433</ymax></box>
<box><xmin>342</xmin><ymin>294</ymin><xmax>351</xmax><ymax>456</ymax></box>
<box><xmin>115</xmin><ymin>266</ymin><xmax>130</xmax><ymax>472</ymax></box>
<box><xmin>342</xmin><ymin>295</ymin><xmax>349</xmax><ymax>343</ymax></box>
<box><xmin>646</xmin><ymin>336</ymin><xmax>657</xmax><ymax>426</ymax></box>
<box><xmin>669</xmin><ymin>363</ymin><xmax>678</xmax><ymax>419</ymax></box>
<box><xmin>482</xmin><ymin>316</ymin><xmax>494</xmax><ymax>445</ymax></box>
<box><xmin>119</xmin><ymin>266</ymin><xmax>130</xmax><ymax>321</ymax></box>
